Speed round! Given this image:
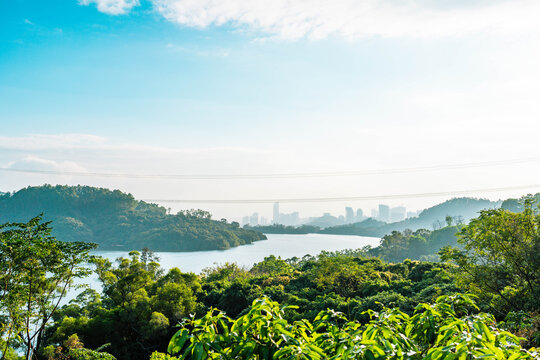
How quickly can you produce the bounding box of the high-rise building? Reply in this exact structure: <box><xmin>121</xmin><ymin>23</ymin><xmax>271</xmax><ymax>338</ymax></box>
<box><xmin>356</xmin><ymin>208</ymin><xmax>364</xmax><ymax>221</ymax></box>
<box><xmin>378</xmin><ymin>204</ymin><xmax>390</xmax><ymax>222</ymax></box>
<box><xmin>249</xmin><ymin>212</ymin><xmax>259</xmax><ymax>226</ymax></box>
<box><xmin>273</xmin><ymin>202</ymin><xmax>280</xmax><ymax>224</ymax></box>
<box><xmin>345</xmin><ymin>207</ymin><xmax>355</xmax><ymax>223</ymax></box>
<box><xmin>279</xmin><ymin>212</ymin><xmax>300</xmax><ymax>226</ymax></box>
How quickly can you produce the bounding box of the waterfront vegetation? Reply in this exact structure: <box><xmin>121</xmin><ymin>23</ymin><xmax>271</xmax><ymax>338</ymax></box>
<box><xmin>1</xmin><ymin>198</ymin><xmax>539</xmax><ymax>359</ymax></box>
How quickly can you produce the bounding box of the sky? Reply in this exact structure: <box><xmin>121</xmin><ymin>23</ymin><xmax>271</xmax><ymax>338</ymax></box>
<box><xmin>1</xmin><ymin>0</ymin><xmax>540</xmax><ymax>222</ymax></box>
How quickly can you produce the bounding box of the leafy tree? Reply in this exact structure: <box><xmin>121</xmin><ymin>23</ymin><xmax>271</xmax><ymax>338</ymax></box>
<box><xmin>45</xmin><ymin>251</ymin><xmax>201</xmax><ymax>360</ymax></box>
<box><xmin>199</xmin><ymin>250</ymin><xmax>460</xmax><ymax>324</ymax></box>
<box><xmin>42</xmin><ymin>334</ymin><xmax>116</xmax><ymax>360</ymax></box>
<box><xmin>154</xmin><ymin>295</ymin><xmax>537</xmax><ymax>359</ymax></box>
<box><xmin>371</xmin><ymin>227</ymin><xmax>459</xmax><ymax>263</ymax></box>
<box><xmin>250</xmin><ymin>256</ymin><xmax>292</xmax><ymax>276</ymax></box>
<box><xmin>440</xmin><ymin>198</ymin><xmax>540</xmax><ymax>316</ymax></box>
<box><xmin>0</xmin><ymin>216</ymin><xmax>96</xmax><ymax>360</ymax></box>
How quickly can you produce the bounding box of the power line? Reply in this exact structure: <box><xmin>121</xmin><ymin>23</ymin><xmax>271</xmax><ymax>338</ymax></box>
<box><xmin>142</xmin><ymin>183</ymin><xmax>540</xmax><ymax>204</ymax></box>
<box><xmin>1</xmin><ymin>157</ymin><xmax>539</xmax><ymax>180</ymax></box>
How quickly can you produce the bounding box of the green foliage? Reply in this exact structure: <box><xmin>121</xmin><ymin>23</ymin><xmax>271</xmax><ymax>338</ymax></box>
<box><xmin>250</xmin><ymin>256</ymin><xmax>293</xmax><ymax>276</ymax></box>
<box><xmin>0</xmin><ymin>216</ymin><xmax>96</xmax><ymax>360</ymax></box>
<box><xmin>43</xmin><ymin>334</ymin><xmax>116</xmax><ymax>360</ymax></box>
<box><xmin>201</xmin><ymin>263</ymin><xmax>250</xmax><ymax>283</ymax></box>
<box><xmin>199</xmin><ymin>250</ymin><xmax>461</xmax><ymax>324</ymax></box>
<box><xmin>501</xmin><ymin>311</ymin><xmax>540</xmax><ymax>349</ymax></box>
<box><xmin>440</xmin><ymin>198</ymin><xmax>540</xmax><ymax>316</ymax></box>
<box><xmin>159</xmin><ymin>295</ymin><xmax>537</xmax><ymax>359</ymax></box>
<box><xmin>371</xmin><ymin>226</ymin><xmax>460</xmax><ymax>263</ymax></box>
<box><xmin>44</xmin><ymin>250</ymin><xmax>201</xmax><ymax>360</ymax></box>
<box><xmin>0</xmin><ymin>185</ymin><xmax>266</xmax><ymax>251</ymax></box>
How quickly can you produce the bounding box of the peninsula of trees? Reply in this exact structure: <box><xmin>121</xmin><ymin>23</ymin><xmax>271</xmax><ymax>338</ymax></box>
<box><xmin>0</xmin><ymin>185</ymin><xmax>266</xmax><ymax>251</ymax></box>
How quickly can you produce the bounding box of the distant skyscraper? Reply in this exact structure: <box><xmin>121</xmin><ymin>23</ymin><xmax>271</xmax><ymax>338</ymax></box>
<box><xmin>279</xmin><ymin>212</ymin><xmax>300</xmax><ymax>226</ymax></box>
<box><xmin>356</xmin><ymin>208</ymin><xmax>364</xmax><ymax>221</ymax></box>
<box><xmin>249</xmin><ymin>212</ymin><xmax>259</xmax><ymax>226</ymax></box>
<box><xmin>345</xmin><ymin>207</ymin><xmax>354</xmax><ymax>223</ymax></box>
<box><xmin>378</xmin><ymin>204</ymin><xmax>390</xmax><ymax>222</ymax></box>
<box><xmin>242</xmin><ymin>216</ymin><xmax>250</xmax><ymax>226</ymax></box>
<box><xmin>273</xmin><ymin>202</ymin><xmax>280</xmax><ymax>224</ymax></box>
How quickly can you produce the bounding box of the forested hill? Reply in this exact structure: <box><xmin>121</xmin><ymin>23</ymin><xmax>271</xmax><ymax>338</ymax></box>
<box><xmin>0</xmin><ymin>185</ymin><xmax>266</xmax><ymax>251</ymax></box>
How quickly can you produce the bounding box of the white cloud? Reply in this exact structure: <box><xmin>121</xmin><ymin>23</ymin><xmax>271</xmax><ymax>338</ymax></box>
<box><xmin>7</xmin><ymin>156</ymin><xmax>88</xmax><ymax>173</ymax></box>
<box><xmin>82</xmin><ymin>0</ymin><xmax>540</xmax><ymax>40</ymax></box>
<box><xmin>79</xmin><ymin>0</ymin><xmax>139</xmax><ymax>15</ymax></box>
<box><xmin>0</xmin><ymin>134</ymin><xmax>275</xmax><ymax>157</ymax></box>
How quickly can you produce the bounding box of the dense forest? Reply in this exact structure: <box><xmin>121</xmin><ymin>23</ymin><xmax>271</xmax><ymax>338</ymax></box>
<box><xmin>1</xmin><ymin>197</ymin><xmax>539</xmax><ymax>359</ymax></box>
<box><xmin>0</xmin><ymin>185</ymin><xmax>266</xmax><ymax>251</ymax></box>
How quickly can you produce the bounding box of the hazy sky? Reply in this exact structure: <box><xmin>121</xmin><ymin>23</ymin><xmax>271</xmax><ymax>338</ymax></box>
<box><xmin>1</xmin><ymin>0</ymin><xmax>540</xmax><ymax>221</ymax></box>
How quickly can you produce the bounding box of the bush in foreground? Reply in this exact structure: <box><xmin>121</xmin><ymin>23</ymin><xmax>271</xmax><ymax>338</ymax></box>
<box><xmin>152</xmin><ymin>294</ymin><xmax>537</xmax><ymax>359</ymax></box>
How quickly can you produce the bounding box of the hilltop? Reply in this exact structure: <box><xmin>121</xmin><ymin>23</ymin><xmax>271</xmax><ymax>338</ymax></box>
<box><xmin>0</xmin><ymin>185</ymin><xmax>266</xmax><ymax>251</ymax></box>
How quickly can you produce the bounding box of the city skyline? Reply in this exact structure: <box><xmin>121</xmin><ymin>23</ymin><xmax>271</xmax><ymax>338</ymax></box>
<box><xmin>241</xmin><ymin>202</ymin><xmax>416</xmax><ymax>227</ymax></box>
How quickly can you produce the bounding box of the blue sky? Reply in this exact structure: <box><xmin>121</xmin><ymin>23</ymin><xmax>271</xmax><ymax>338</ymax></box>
<box><xmin>2</xmin><ymin>0</ymin><xmax>540</xmax><ymax>220</ymax></box>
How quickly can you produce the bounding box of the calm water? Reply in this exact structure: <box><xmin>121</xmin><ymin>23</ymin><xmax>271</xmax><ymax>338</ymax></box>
<box><xmin>68</xmin><ymin>233</ymin><xmax>380</xmax><ymax>301</ymax></box>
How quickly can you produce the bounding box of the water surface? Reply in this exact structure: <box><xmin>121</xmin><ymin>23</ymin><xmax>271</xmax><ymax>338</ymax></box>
<box><xmin>69</xmin><ymin>233</ymin><xmax>380</xmax><ymax>301</ymax></box>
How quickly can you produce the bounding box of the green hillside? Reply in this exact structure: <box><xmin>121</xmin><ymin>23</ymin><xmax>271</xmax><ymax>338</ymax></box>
<box><xmin>0</xmin><ymin>185</ymin><xmax>266</xmax><ymax>251</ymax></box>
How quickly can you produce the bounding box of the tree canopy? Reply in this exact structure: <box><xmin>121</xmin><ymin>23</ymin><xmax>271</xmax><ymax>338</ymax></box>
<box><xmin>440</xmin><ymin>197</ymin><xmax>540</xmax><ymax>316</ymax></box>
<box><xmin>0</xmin><ymin>216</ymin><xmax>96</xmax><ymax>360</ymax></box>
<box><xmin>0</xmin><ymin>185</ymin><xmax>265</xmax><ymax>251</ymax></box>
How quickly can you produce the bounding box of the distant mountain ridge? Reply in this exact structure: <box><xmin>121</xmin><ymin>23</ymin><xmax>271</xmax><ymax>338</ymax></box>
<box><xmin>320</xmin><ymin>197</ymin><xmax>501</xmax><ymax>236</ymax></box>
<box><xmin>248</xmin><ymin>197</ymin><xmax>504</xmax><ymax>237</ymax></box>
<box><xmin>0</xmin><ymin>185</ymin><xmax>266</xmax><ymax>251</ymax></box>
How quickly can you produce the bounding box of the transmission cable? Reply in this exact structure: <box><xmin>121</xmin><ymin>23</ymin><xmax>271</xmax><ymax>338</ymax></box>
<box><xmin>141</xmin><ymin>183</ymin><xmax>540</xmax><ymax>204</ymax></box>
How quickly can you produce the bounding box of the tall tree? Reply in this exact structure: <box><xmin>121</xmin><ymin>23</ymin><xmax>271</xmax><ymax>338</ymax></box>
<box><xmin>440</xmin><ymin>197</ymin><xmax>540</xmax><ymax>315</ymax></box>
<box><xmin>0</xmin><ymin>216</ymin><xmax>96</xmax><ymax>360</ymax></box>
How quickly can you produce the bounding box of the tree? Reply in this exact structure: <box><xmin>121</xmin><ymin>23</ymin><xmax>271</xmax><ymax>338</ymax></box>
<box><xmin>46</xmin><ymin>251</ymin><xmax>201</xmax><ymax>360</ymax></box>
<box><xmin>153</xmin><ymin>295</ymin><xmax>537</xmax><ymax>359</ymax></box>
<box><xmin>0</xmin><ymin>216</ymin><xmax>96</xmax><ymax>360</ymax></box>
<box><xmin>440</xmin><ymin>197</ymin><xmax>540</xmax><ymax>315</ymax></box>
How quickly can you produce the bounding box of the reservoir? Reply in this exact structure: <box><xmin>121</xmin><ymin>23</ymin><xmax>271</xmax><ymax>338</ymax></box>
<box><xmin>69</xmin><ymin>233</ymin><xmax>380</xmax><ymax>301</ymax></box>
<box><xmin>92</xmin><ymin>233</ymin><xmax>381</xmax><ymax>273</ymax></box>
